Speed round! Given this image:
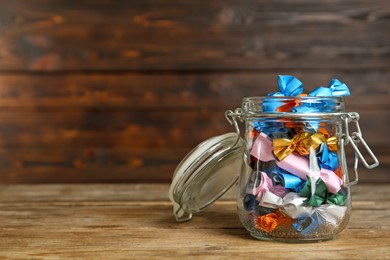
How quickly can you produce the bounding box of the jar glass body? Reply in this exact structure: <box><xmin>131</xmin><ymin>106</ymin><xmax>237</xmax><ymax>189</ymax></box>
<box><xmin>237</xmin><ymin>96</ymin><xmax>351</xmax><ymax>242</ymax></box>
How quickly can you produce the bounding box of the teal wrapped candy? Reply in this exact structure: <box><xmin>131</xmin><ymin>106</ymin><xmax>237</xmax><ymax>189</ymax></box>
<box><xmin>327</xmin><ymin>191</ymin><xmax>347</xmax><ymax>206</ymax></box>
<box><xmin>298</xmin><ymin>178</ymin><xmax>328</xmax><ymax>207</ymax></box>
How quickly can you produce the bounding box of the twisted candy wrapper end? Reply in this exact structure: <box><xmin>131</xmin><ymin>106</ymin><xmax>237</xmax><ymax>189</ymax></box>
<box><xmin>243</xmin><ymin>193</ymin><xmax>277</xmax><ymax>216</ymax></box>
<box><xmin>247</xmin><ymin>171</ymin><xmax>289</xmax><ymax>201</ymax></box>
<box><xmin>251</xmin><ymin>133</ymin><xmax>342</xmax><ymax>193</ymax></box>
<box><xmin>272</xmin><ymin>131</ymin><xmax>326</xmax><ymax>161</ymax></box>
<box><xmin>260</xmin><ymin>191</ymin><xmax>312</xmax><ymax>219</ymax></box>
<box><xmin>272</xmin><ymin>170</ymin><xmax>305</xmax><ymax>192</ymax></box>
<box><xmin>251</xmin><ymin>133</ymin><xmax>310</xmax><ymax>179</ymax></box>
<box><xmin>309</xmin><ymin>79</ymin><xmax>350</xmax><ymax>97</ymax></box>
<box><xmin>260</xmin><ymin>190</ymin><xmax>348</xmax><ymax>229</ymax></box>
<box><xmin>255</xmin><ymin>209</ymin><xmax>295</xmax><ymax>232</ymax></box>
<box><xmin>319</xmin><ymin>144</ymin><xmax>339</xmax><ymax>171</ymax></box>
<box><xmin>319</xmin><ymin>168</ymin><xmax>342</xmax><ymax>194</ymax></box>
<box><xmin>268</xmin><ymin>75</ymin><xmax>303</xmax><ymax>97</ymax></box>
<box><xmin>253</xmin><ymin>171</ymin><xmax>273</xmax><ymax>200</ymax></box>
<box><xmin>250</xmin><ymin>133</ymin><xmax>276</xmax><ymax>162</ymax></box>
<box><xmin>264</xmin><ymin>75</ymin><xmax>304</xmax><ymax>112</ymax></box>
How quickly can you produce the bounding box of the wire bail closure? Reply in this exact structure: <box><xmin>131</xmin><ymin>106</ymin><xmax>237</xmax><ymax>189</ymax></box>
<box><xmin>341</xmin><ymin>112</ymin><xmax>379</xmax><ymax>187</ymax></box>
<box><xmin>225</xmin><ymin>108</ymin><xmax>243</xmax><ymax>148</ymax></box>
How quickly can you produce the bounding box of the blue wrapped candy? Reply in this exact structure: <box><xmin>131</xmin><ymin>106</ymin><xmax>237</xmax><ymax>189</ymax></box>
<box><xmin>263</xmin><ymin>75</ymin><xmax>304</xmax><ymax>112</ymax></box>
<box><xmin>268</xmin><ymin>166</ymin><xmax>306</xmax><ymax>193</ymax></box>
<box><xmin>243</xmin><ymin>193</ymin><xmax>275</xmax><ymax>216</ymax></box>
<box><xmin>268</xmin><ymin>75</ymin><xmax>304</xmax><ymax>97</ymax></box>
<box><xmin>294</xmin><ymin>78</ymin><xmax>350</xmax><ymax>113</ymax></box>
<box><xmin>293</xmin><ymin>214</ymin><xmax>322</xmax><ymax>236</ymax></box>
<box><xmin>264</xmin><ymin>76</ymin><xmax>350</xmax><ymax>114</ymax></box>
<box><xmin>253</xmin><ymin>121</ymin><xmax>290</xmax><ymax>137</ymax></box>
<box><xmin>309</xmin><ymin>79</ymin><xmax>350</xmax><ymax>97</ymax></box>
<box><xmin>318</xmin><ymin>144</ymin><xmax>339</xmax><ymax>171</ymax></box>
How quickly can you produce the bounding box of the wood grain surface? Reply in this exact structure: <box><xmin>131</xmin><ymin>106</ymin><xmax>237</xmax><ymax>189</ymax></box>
<box><xmin>0</xmin><ymin>184</ymin><xmax>389</xmax><ymax>259</ymax></box>
<box><xmin>1</xmin><ymin>0</ymin><xmax>389</xmax><ymax>71</ymax></box>
<box><xmin>0</xmin><ymin>1</ymin><xmax>388</xmax><ymax>183</ymax></box>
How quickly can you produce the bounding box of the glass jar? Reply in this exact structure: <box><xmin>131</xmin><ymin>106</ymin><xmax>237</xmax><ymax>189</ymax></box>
<box><xmin>169</xmin><ymin>96</ymin><xmax>379</xmax><ymax>242</ymax></box>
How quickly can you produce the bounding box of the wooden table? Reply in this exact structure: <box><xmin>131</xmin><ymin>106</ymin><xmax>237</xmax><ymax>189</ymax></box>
<box><xmin>0</xmin><ymin>184</ymin><xmax>389</xmax><ymax>259</ymax></box>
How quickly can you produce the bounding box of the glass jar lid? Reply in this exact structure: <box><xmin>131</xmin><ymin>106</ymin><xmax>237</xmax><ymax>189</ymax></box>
<box><xmin>169</xmin><ymin>132</ymin><xmax>244</xmax><ymax>222</ymax></box>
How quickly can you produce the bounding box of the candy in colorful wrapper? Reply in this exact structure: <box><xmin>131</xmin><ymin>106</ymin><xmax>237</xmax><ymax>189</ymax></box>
<box><xmin>322</xmin><ymin>135</ymin><xmax>338</xmax><ymax>152</ymax></box>
<box><xmin>243</xmin><ymin>194</ymin><xmax>276</xmax><ymax>216</ymax></box>
<box><xmin>293</xmin><ymin>215</ymin><xmax>318</xmax><ymax>234</ymax></box>
<box><xmin>250</xmin><ymin>133</ymin><xmax>342</xmax><ymax>194</ymax></box>
<box><xmin>247</xmin><ymin>171</ymin><xmax>289</xmax><ymax>201</ymax></box>
<box><xmin>251</xmin><ymin>134</ymin><xmax>313</xmax><ymax>181</ymax></box>
<box><xmin>263</xmin><ymin>75</ymin><xmax>304</xmax><ymax>112</ymax></box>
<box><xmin>295</xmin><ymin>214</ymin><xmax>325</xmax><ymax>236</ymax></box>
<box><xmin>253</xmin><ymin>121</ymin><xmax>288</xmax><ymax>137</ymax></box>
<box><xmin>303</xmin><ymin>121</ymin><xmax>320</xmax><ymax>133</ymax></box>
<box><xmin>260</xmin><ymin>191</ymin><xmax>313</xmax><ymax>219</ymax></box>
<box><xmin>318</xmin><ymin>144</ymin><xmax>339</xmax><ymax>171</ymax></box>
<box><xmin>255</xmin><ymin>212</ymin><xmax>279</xmax><ymax>232</ymax></box>
<box><xmin>257</xmin><ymin>188</ymin><xmax>348</xmax><ymax>225</ymax></box>
<box><xmin>272</xmin><ymin>131</ymin><xmax>326</xmax><ymax>161</ymax></box>
<box><xmin>269</xmin><ymin>167</ymin><xmax>306</xmax><ymax>193</ymax></box>
<box><xmin>291</xmin><ymin>97</ymin><xmax>338</xmax><ymax>114</ymax></box>
<box><xmin>262</xmin><ymin>99</ymin><xmax>287</xmax><ymax>113</ymax></box>
<box><xmin>256</xmin><ymin>209</ymin><xmax>295</xmax><ymax>232</ymax></box>
<box><xmin>243</xmin><ymin>193</ymin><xmax>257</xmax><ymax>211</ymax></box>
<box><xmin>289</xmin><ymin>78</ymin><xmax>350</xmax><ymax>118</ymax></box>
<box><xmin>272</xmin><ymin>185</ymin><xmax>290</xmax><ymax>198</ymax></box>
<box><xmin>264</xmin><ymin>76</ymin><xmax>350</xmax><ymax>113</ymax></box>
<box><xmin>268</xmin><ymin>129</ymin><xmax>293</xmax><ymax>140</ymax></box>
<box><xmin>315</xmin><ymin>204</ymin><xmax>348</xmax><ymax>226</ymax></box>
<box><xmin>276</xmin><ymin>153</ymin><xmax>311</xmax><ymax>179</ymax></box>
<box><xmin>327</xmin><ymin>188</ymin><xmax>347</xmax><ymax>206</ymax></box>
<box><xmin>309</xmin><ymin>145</ymin><xmax>342</xmax><ymax>195</ymax></box>
<box><xmin>243</xmin><ymin>193</ymin><xmax>264</xmax><ymax>212</ymax></box>
<box><xmin>255</xmin><ymin>205</ymin><xmax>277</xmax><ymax>216</ymax></box>
<box><xmin>243</xmin><ymin>170</ymin><xmax>280</xmax><ymax>214</ymax></box>
<box><xmin>333</xmin><ymin>167</ymin><xmax>343</xmax><ymax>179</ymax></box>
<box><xmin>317</xmin><ymin>168</ymin><xmax>342</xmax><ymax>194</ymax></box>
<box><xmin>250</xmin><ymin>133</ymin><xmax>276</xmax><ymax>162</ymax></box>
<box><xmin>268</xmin><ymin>75</ymin><xmax>304</xmax><ymax>97</ymax></box>
<box><xmin>252</xmin><ymin>171</ymin><xmax>273</xmax><ymax>200</ymax></box>
<box><xmin>291</xmin><ymin>103</ymin><xmax>330</xmax><ymax>113</ymax></box>
<box><xmin>256</xmin><ymin>189</ymin><xmax>347</xmax><ymax>234</ymax></box>
<box><xmin>293</xmin><ymin>205</ymin><xmax>348</xmax><ymax>235</ymax></box>
<box><xmin>309</xmin><ymin>79</ymin><xmax>350</xmax><ymax>97</ymax></box>
<box><xmin>298</xmin><ymin>178</ymin><xmax>328</xmax><ymax>207</ymax></box>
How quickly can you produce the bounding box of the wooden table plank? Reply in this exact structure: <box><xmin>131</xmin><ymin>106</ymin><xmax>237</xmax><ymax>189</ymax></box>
<box><xmin>0</xmin><ymin>184</ymin><xmax>389</xmax><ymax>259</ymax></box>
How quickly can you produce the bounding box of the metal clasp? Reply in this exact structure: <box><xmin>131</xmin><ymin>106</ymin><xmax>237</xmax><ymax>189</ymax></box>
<box><xmin>342</xmin><ymin>112</ymin><xmax>379</xmax><ymax>187</ymax></box>
<box><xmin>225</xmin><ymin>108</ymin><xmax>243</xmax><ymax>148</ymax></box>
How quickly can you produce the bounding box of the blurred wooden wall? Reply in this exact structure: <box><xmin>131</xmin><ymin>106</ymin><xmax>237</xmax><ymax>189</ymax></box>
<box><xmin>0</xmin><ymin>1</ymin><xmax>389</xmax><ymax>183</ymax></box>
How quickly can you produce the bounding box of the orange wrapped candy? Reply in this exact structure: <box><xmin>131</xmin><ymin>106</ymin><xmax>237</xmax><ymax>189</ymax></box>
<box><xmin>255</xmin><ymin>210</ymin><xmax>294</xmax><ymax>232</ymax></box>
<box><xmin>256</xmin><ymin>213</ymin><xmax>278</xmax><ymax>232</ymax></box>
